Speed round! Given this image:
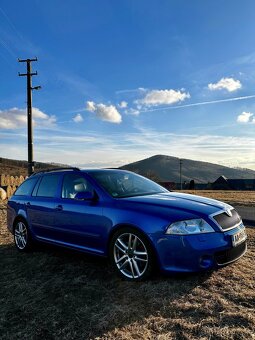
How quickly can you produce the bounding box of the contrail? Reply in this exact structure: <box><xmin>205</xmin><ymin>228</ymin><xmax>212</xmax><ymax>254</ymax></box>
<box><xmin>116</xmin><ymin>88</ymin><xmax>146</xmax><ymax>95</ymax></box>
<box><xmin>68</xmin><ymin>94</ymin><xmax>255</xmax><ymax>115</ymax></box>
<box><xmin>140</xmin><ymin>94</ymin><xmax>255</xmax><ymax>112</ymax></box>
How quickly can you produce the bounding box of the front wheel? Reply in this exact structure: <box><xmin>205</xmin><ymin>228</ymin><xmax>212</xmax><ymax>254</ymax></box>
<box><xmin>14</xmin><ymin>220</ymin><xmax>34</xmax><ymax>252</ymax></box>
<box><xmin>110</xmin><ymin>228</ymin><xmax>155</xmax><ymax>281</ymax></box>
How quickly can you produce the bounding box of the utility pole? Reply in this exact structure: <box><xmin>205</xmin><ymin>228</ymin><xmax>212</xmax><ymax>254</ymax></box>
<box><xmin>18</xmin><ymin>58</ymin><xmax>41</xmax><ymax>176</ymax></box>
<box><xmin>179</xmin><ymin>159</ymin><xmax>183</xmax><ymax>190</ymax></box>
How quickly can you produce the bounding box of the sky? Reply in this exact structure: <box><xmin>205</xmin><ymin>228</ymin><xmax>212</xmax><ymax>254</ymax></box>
<box><xmin>1</xmin><ymin>0</ymin><xmax>255</xmax><ymax>169</ymax></box>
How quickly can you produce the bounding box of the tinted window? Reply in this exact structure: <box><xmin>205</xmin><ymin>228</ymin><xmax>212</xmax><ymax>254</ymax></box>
<box><xmin>31</xmin><ymin>177</ymin><xmax>41</xmax><ymax>196</ymax></box>
<box><xmin>37</xmin><ymin>174</ymin><xmax>60</xmax><ymax>198</ymax></box>
<box><xmin>62</xmin><ymin>174</ymin><xmax>92</xmax><ymax>199</ymax></box>
<box><xmin>14</xmin><ymin>178</ymin><xmax>38</xmax><ymax>196</ymax></box>
<box><xmin>90</xmin><ymin>170</ymin><xmax>167</xmax><ymax>198</ymax></box>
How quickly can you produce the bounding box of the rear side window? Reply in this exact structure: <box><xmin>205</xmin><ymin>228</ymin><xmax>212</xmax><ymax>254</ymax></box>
<box><xmin>14</xmin><ymin>178</ymin><xmax>38</xmax><ymax>196</ymax></box>
<box><xmin>36</xmin><ymin>174</ymin><xmax>60</xmax><ymax>198</ymax></box>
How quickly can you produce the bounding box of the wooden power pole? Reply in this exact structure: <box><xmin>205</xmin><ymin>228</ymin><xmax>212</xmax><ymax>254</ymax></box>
<box><xmin>180</xmin><ymin>159</ymin><xmax>183</xmax><ymax>190</ymax></box>
<box><xmin>18</xmin><ymin>58</ymin><xmax>41</xmax><ymax>176</ymax></box>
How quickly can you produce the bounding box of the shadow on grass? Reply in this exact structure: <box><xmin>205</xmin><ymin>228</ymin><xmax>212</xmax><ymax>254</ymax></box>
<box><xmin>0</xmin><ymin>242</ymin><xmax>212</xmax><ymax>339</ymax></box>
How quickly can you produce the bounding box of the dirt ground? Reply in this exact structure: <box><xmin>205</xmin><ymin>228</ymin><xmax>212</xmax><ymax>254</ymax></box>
<box><xmin>0</xmin><ymin>202</ymin><xmax>254</xmax><ymax>339</ymax></box>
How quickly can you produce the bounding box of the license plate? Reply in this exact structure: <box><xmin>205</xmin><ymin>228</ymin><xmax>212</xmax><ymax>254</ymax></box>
<box><xmin>232</xmin><ymin>229</ymin><xmax>247</xmax><ymax>247</ymax></box>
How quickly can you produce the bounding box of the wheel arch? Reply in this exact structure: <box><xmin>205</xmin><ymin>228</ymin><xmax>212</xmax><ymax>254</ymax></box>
<box><xmin>107</xmin><ymin>223</ymin><xmax>160</xmax><ymax>265</ymax></box>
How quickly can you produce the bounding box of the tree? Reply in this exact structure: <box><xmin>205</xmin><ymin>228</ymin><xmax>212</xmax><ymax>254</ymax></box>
<box><xmin>189</xmin><ymin>179</ymin><xmax>195</xmax><ymax>190</ymax></box>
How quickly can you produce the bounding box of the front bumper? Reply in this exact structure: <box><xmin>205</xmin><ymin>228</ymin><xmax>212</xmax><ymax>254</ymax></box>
<box><xmin>152</xmin><ymin>223</ymin><xmax>247</xmax><ymax>273</ymax></box>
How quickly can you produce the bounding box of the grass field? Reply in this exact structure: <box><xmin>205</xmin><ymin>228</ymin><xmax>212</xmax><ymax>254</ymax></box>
<box><xmin>0</xmin><ymin>202</ymin><xmax>255</xmax><ymax>339</ymax></box>
<box><xmin>179</xmin><ymin>191</ymin><xmax>255</xmax><ymax>207</ymax></box>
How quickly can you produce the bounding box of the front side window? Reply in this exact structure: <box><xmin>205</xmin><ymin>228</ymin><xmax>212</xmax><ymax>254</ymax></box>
<box><xmin>14</xmin><ymin>178</ymin><xmax>38</xmax><ymax>196</ymax></box>
<box><xmin>90</xmin><ymin>170</ymin><xmax>167</xmax><ymax>198</ymax></box>
<box><xmin>37</xmin><ymin>174</ymin><xmax>60</xmax><ymax>198</ymax></box>
<box><xmin>61</xmin><ymin>174</ymin><xmax>92</xmax><ymax>199</ymax></box>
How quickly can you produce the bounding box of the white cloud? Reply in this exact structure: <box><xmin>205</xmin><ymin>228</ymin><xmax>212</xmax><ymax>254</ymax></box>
<box><xmin>237</xmin><ymin>111</ymin><xmax>255</xmax><ymax>124</ymax></box>
<box><xmin>73</xmin><ymin>113</ymin><xmax>84</xmax><ymax>123</ymax></box>
<box><xmin>0</xmin><ymin>107</ymin><xmax>56</xmax><ymax>129</ymax></box>
<box><xmin>136</xmin><ymin>89</ymin><xmax>190</xmax><ymax>107</ymax></box>
<box><xmin>86</xmin><ymin>101</ymin><xmax>96</xmax><ymax>112</ymax></box>
<box><xmin>118</xmin><ymin>101</ymin><xmax>128</xmax><ymax>108</ymax></box>
<box><xmin>85</xmin><ymin>101</ymin><xmax>122</xmax><ymax>124</ymax></box>
<box><xmin>208</xmin><ymin>77</ymin><xmax>242</xmax><ymax>92</ymax></box>
<box><xmin>125</xmin><ymin>108</ymin><xmax>140</xmax><ymax>115</ymax></box>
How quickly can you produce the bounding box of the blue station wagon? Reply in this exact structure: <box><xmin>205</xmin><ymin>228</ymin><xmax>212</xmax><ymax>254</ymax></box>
<box><xmin>7</xmin><ymin>168</ymin><xmax>247</xmax><ymax>281</ymax></box>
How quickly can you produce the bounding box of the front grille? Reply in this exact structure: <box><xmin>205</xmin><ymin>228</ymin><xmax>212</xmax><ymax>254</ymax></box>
<box><xmin>215</xmin><ymin>241</ymin><xmax>247</xmax><ymax>265</ymax></box>
<box><xmin>213</xmin><ymin>209</ymin><xmax>241</xmax><ymax>230</ymax></box>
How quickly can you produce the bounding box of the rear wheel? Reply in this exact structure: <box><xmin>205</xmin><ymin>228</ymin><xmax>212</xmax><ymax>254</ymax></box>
<box><xmin>110</xmin><ymin>227</ymin><xmax>155</xmax><ymax>281</ymax></box>
<box><xmin>14</xmin><ymin>220</ymin><xmax>34</xmax><ymax>252</ymax></box>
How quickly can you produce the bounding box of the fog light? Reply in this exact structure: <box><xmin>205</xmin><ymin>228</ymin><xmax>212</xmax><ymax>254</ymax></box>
<box><xmin>199</xmin><ymin>255</ymin><xmax>214</xmax><ymax>269</ymax></box>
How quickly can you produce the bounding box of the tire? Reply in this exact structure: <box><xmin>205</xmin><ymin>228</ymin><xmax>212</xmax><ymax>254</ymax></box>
<box><xmin>13</xmin><ymin>219</ymin><xmax>34</xmax><ymax>252</ymax></box>
<box><xmin>109</xmin><ymin>227</ymin><xmax>155</xmax><ymax>281</ymax></box>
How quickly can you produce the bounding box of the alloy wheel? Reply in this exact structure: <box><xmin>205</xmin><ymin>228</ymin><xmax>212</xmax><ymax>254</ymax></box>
<box><xmin>113</xmin><ymin>232</ymin><xmax>148</xmax><ymax>279</ymax></box>
<box><xmin>14</xmin><ymin>221</ymin><xmax>28</xmax><ymax>250</ymax></box>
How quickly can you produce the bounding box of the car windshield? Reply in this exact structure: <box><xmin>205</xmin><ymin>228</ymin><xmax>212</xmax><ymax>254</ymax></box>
<box><xmin>89</xmin><ymin>170</ymin><xmax>168</xmax><ymax>198</ymax></box>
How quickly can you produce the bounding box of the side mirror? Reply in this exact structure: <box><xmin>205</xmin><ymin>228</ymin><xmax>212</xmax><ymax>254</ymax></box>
<box><xmin>75</xmin><ymin>191</ymin><xmax>96</xmax><ymax>201</ymax></box>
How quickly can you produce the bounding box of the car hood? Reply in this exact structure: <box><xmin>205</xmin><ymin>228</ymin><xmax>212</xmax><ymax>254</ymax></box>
<box><xmin>122</xmin><ymin>192</ymin><xmax>232</xmax><ymax>217</ymax></box>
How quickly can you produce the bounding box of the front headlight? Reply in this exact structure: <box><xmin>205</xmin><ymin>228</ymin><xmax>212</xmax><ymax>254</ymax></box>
<box><xmin>166</xmin><ymin>218</ymin><xmax>215</xmax><ymax>235</ymax></box>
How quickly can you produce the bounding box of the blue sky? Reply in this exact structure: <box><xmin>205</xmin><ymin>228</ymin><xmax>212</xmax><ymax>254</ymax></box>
<box><xmin>1</xmin><ymin>0</ymin><xmax>255</xmax><ymax>169</ymax></box>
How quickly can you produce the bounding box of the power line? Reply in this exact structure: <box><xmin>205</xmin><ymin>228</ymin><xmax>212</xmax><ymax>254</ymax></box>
<box><xmin>0</xmin><ymin>6</ymin><xmax>24</xmax><ymax>41</ymax></box>
<box><xmin>0</xmin><ymin>37</ymin><xmax>17</xmax><ymax>59</ymax></box>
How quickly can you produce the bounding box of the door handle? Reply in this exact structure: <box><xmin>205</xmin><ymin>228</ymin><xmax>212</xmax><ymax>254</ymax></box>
<box><xmin>55</xmin><ymin>205</ymin><xmax>63</xmax><ymax>211</ymax></box>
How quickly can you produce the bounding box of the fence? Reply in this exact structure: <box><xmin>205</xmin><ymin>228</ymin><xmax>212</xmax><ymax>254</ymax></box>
<box><xmin>0</xmin><ymin>174</ymin><xmax>26</xmax><ymax>200</ymax></box>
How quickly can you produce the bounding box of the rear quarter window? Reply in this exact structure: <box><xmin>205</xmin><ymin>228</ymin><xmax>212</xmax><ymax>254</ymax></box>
<box><xmin>14</xmin><ymin>178</ymin><xmax>38</xmax><ymax>196</ymax></box>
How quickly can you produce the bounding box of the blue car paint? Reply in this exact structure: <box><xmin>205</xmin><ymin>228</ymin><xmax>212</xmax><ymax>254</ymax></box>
<box><xmin>150</xmin><ymin>223</ymin><xmax>245</xmax><ymax>272</ymax></box>
<box><xmin>7</xmin><ymin>169</ymin><xmax>246</xmax><ymax>273</ymax></box>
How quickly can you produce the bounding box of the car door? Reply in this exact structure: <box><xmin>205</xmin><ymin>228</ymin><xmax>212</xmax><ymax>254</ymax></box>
<box><xmin>28</xmin><ymin>173</ymin><xmax>62</xmax><ymax>240</ymax></box>
<box><xmin>53</xmin><ymin>173</ymin><xmax>107</xmax><ymax>254</ymax></box>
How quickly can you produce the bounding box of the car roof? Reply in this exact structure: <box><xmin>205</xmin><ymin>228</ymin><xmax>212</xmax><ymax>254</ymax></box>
<box><xmin>82</xmin><ymin>168</ymin><xmax>128</xmax><ymax>173</ymax></box>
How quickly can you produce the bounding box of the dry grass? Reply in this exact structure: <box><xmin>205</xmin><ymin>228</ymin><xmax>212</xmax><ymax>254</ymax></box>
<box><xmin>178</xmin><ymin>190</ymin><xmax>255</xmax><ymax>207</ymax></box>
<box><xmin>0</xmin><ymin>165</ymin><xmax>27</xmax><ymax>177</ymax></box>
<box><xmin>0</xmin><ymin>202</ymin><xmax>254</xmax><ymax>339</ymax></box>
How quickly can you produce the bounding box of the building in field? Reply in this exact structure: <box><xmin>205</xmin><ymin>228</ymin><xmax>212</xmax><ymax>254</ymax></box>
<box><xmin>212</xmin><ymin>176</ymin><xmax>255</xmax><ymax>190</ymax></box>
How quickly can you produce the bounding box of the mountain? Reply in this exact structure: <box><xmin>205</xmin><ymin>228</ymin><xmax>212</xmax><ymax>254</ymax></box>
<box><xmin>120</xmin><ymin>155</ymin><xmax>255</xmax><ymax>183</ymax></box>
<box><xmin>2</xmin><ymin>155</ymin><xmax>255</xmax><ymax>184</ymax></box>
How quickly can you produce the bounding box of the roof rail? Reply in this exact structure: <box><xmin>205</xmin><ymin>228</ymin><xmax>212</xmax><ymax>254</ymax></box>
<box><xmin>31</xmin><ymin>167</ymin><xmax>80</xmax><ymax>176</ymax></box>
<box><xmin>104</xmin><ymin>167</ymin><xmax>123</xmax><ymax>170</ymax></box>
